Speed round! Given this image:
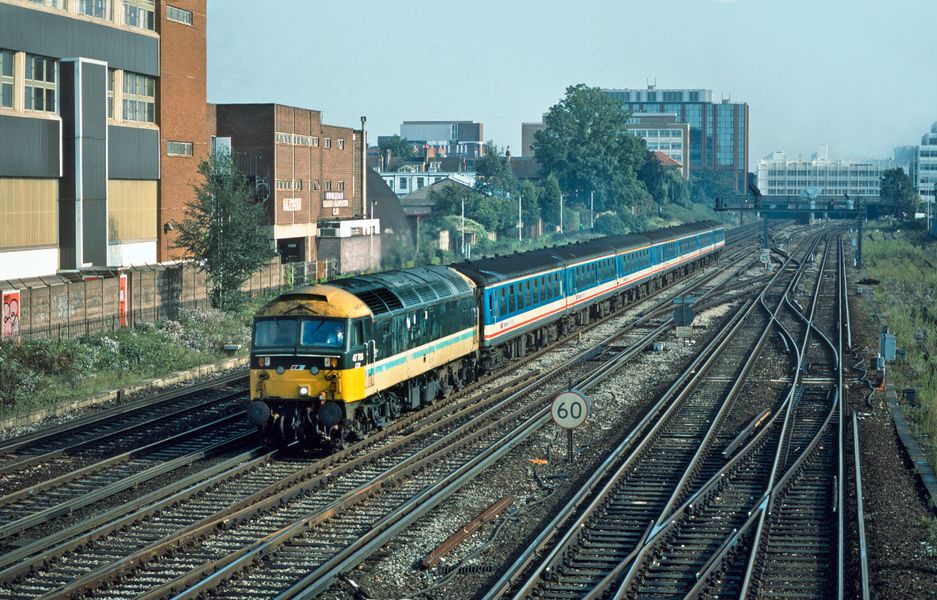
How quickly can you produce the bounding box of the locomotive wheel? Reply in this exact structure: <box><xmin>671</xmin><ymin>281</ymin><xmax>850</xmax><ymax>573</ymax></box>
<box><xmin>387</xmin><ymin>395</ymin><xmax>403</xmax><ymax>420</ymax></box>
<box><xmin>330</xmin><ymin>426</ymin><xmax>350</xmax><ymax>451</ymax></box>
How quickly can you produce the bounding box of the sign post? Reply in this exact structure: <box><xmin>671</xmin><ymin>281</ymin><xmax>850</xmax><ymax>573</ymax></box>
<box><xmin>551</xmin><ymin>390</ymin><xmax>590</xmax><ymax>462</ymax></box>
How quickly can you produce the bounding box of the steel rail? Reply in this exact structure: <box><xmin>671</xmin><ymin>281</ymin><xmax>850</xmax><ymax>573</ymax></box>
<box><xmin>852</xmin><ymin>411</ymin><xmax>871</xmax><ymax>600</ymax></box>
<box><xmin>0</xmin><ymin>370</ymin><xmax>247</xmax><ymax>456</ymax></box>
<box><xmin>736</xmin><ymin>233</ymin><xmax>843</xmax><ymax>599</ymax></box>
<box><xmin>0</xmin><ymin>411</ymin><xmax>250</xmax><ymax>540</ymax></box>
<box><xmin>486</xmin><ymin>236</ymin><xmax>810</xmax><ymax>599</ymax></box>
<box><xmin>612</xmin><ymin>234</ymin><xmax>824</xmax><ymax>598</ymax></box>
<box><xmin>0</xmin><ymin>387</ymin><xmax>246</xmax><ymax>477</ymax></box>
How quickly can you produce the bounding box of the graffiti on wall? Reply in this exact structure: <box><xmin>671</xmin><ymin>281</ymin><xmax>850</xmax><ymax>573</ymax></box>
<box><xmin>2</xmin><ymin>290</ymin><xmax>21</xmax><ymax>339</ymax></box>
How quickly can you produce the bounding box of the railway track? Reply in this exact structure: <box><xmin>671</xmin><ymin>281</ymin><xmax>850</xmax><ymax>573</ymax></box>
<box><xmin>0</xmin><ymin>231</ymin><xmax>761</xmax><ymax>599</ymax></box>
<box><xmin>0</xmin><ymin>373</ymin><xmax>248</xmax><ymax>491</ymax></box>
<box><xmin>488</xmin><ymin>233</ymin><xmax>816</xmax><ymax>599</ymax></box>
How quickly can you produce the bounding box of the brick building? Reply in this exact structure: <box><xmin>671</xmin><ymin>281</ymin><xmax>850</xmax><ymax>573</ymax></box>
<box><xmin>211</xmin><ymin>103</ymin><xmax>379</xmax><ymax>271</ymax></box>
<box><xmin>157</xmin><ymin>0</ymin><xmax>208</xmax><ymax>261</ymax></box>
<box><xmin>0</xmin><ymin>0</ymin><xmax>207</xmax><ymax>280</ymax></box>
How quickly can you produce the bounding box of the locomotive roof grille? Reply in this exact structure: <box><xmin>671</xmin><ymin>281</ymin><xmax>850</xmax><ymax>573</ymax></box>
<box><xmin>328</xmin><ymin>266</ymin><xmax>471</xmax><ymax>315</ymax></box>
<box><xmin>354</xmin><ymin>288</ymin><xmax>403</xmax><ymax>314</ymax></box>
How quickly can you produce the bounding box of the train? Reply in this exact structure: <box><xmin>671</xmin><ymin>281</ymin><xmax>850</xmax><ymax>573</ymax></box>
<box><xmin>246</xmin><ymin>220</ymin><xmax>726</xmax><ymax>448</ymax></box>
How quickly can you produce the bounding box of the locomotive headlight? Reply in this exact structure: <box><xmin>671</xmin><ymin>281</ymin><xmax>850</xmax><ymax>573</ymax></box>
<box><xmin>276</xmin><ymin>366</ymin><xmax>285</xmax><ymax>375</ymax></box>
<box><xmin>309</xmin><ymin>366</ymin><xmax>319</xmax><ymax>375</ymax></box>
<box><xmin>298</xmin><ymin>386</ymin><xmax>310</xmax><ymax>396</ymax></box>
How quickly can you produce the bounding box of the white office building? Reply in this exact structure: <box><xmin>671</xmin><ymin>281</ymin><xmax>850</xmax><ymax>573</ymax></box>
<box><xmin>757</xmin><ymin>151</ymin><xmax>894</xmax><ymax>198</ymax></box>
<box><xmin>918</xmin><ymin>122</ymin><xmax>937</xmax><ymax>196</ymax></box>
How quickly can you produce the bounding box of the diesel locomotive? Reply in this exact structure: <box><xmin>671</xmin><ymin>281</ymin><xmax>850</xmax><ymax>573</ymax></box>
<box><xmin>247</xmin><ymin>221</ymin><xmax>725</xmax><ymax>448</ymax></box>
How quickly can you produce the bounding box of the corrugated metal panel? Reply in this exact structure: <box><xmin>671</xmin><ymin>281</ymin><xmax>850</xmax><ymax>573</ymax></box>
<box><xmin>0</xmin><ymin>115</ymin><xmax>60</xmax><ymax>177</ymax></box>
<box><xmin>108</xmin><ymin>125</ymin><xmax>159</xmax><ymax>180</ymax></box>
<box><xmin>0</xmin><ymin>4</ymin><xmax>158</xmax><ymax>76</ymax></box>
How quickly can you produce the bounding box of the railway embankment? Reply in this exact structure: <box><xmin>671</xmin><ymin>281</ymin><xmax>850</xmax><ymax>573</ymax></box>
<box><xmin>0</xmin><ymin>303</ymin><xmax>257</xmax><ymax>432</ymax></box>
<box><xmin>861</xmin><ymin>224</ymin><xmax>937</xmax><ymax>477</ymax></box>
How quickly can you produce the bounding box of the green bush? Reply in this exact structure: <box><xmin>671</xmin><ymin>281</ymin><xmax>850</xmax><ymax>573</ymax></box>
<box><xmin>864</xmin><ymin>226</ymin><xmax>937</xmax><ymax>468</ymax></box>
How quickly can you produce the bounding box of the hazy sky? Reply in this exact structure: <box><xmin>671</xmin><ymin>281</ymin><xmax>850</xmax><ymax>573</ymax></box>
<box><xmin>208</xmin><ymin>0</ymin><xmax>937</xmax><ymax>165</ymax></box>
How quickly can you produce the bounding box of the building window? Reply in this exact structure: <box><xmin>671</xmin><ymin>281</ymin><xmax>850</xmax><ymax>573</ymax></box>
<box><xmin>399</xmin><ymin>178</ymin><xmax>408</xmax><ymax>190</ymax></box>
<box><xmin>122</xmin><ymin>72</ymin><xmax>155</xmax><ymax>122</ymax></box>
<box><xmin>337</xmin><ymin>138</ymin><xmax>345</xmax><ymax>150</ymax></box>
<box><xmin>0</xmin><ymin>50</ymin><xmax>13</xmax><ymax>109</ymax></box>
<box><xmin>123</xmin><ymin>0</ymin><xmax>155</xmax><ymax>30</ymax></box>
<box><xmin>324</xmin><ymin>180</ymin><xmax>331</xmax><ymax>191</ymax></box>
<box><xmin>78</xmin><ymin>0</ymin><xmax>108</xmax><ymax>18</ymax></box>
<box><xmin>276</xmin><ymin>179</ymin><xmax>290</xmax><ymax>190</ymax></box>
<box><xmin>311</xmin><ymin>136</ymin><xmax>319</xmax><ymax>147</ymax></box>
<box><xmin>276</xmin><ymin>132</ymin><xmax>290</xmax><ymax>144</ymax></box>
<box><xmin>313</xmin><ymin>180</ymin><xmax>320</xmax><ymax>190</ymax></box>
<box><xmin>30</xmin><ymin>0</ymin><xmax>67</xmax><ymax>9</ymax></box>
<box><xmin>25</xmin><ymin>54</ymin><xmax>56</xmax><ymax>113</ymax></box>
<box><xmin>166</xmin><ymin>5</ymin><xmax>192</xmax><ymax>25</ymax></box>
<box><xmin>293</xmin><ymin>179</ymin><xmax>303</xmax><ymax>190</ymax></box>
<box><xmin>416</xmin><ymin>177</ymin><xmax>424</xmax><ymax>189</ymax></box>
<box><xmin>337</xmin><ymin>180</ymin><xmax>344</xmax><ymax>191</ymax></box>
<box><xmin>324</xmin><ymin>137</ymin><xmax>331</xmax><ymax>149</ymax></box>
<box><xmin>106</xmin><ymin>68</ymin><xmax>115</xmax><ymax>118</ymax></box>
<box><xmin>167</xmin><ymin>141</ymin><xmax>193</xmax><ymax>156</ymax></box>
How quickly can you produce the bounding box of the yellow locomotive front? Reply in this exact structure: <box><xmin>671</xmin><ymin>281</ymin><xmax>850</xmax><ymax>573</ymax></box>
<box><xmin>247</xmin><ymin>284</ymin><xmax>374</xmax><ymax>446</ymax></box>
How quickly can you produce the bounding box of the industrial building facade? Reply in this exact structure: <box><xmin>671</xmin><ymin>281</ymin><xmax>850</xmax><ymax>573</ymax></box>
<box><xmin>211</xmin><ymin>103</ymin><xmax>378</xmax><ymax>270</ymax></box>
<box><xmin>0</xmin><ymin>0</ymin><xmax>207</xmax><ymax>281</ymax></box>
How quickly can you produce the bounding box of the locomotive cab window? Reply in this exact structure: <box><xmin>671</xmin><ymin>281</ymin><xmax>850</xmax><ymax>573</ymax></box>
<box><xmin>350</xmin><ymin>320</ymin><xmax>364</xmax><ymax>348</ymax></box>
<box><xmin>300</xmin><ymin>318</ymin><xmax>346</xmax><ymax>349</ymax></box>
<box><xmin>254</xmin><ymin>318</ymin><xmax>298</xmax><ymax>348</ymax></box>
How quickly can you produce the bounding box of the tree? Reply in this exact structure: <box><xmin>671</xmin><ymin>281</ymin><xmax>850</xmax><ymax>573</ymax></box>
<box><xmin>173</xmin><ymin>152</ymin><xmax>275</xmax><ymax>310</ymax></box>
<box><xmin>429</xmin><ymin>183</ymin><xmax>513</xmax><ymax>232</ymax></box>
<box><xmin>689</xmin><ymin>167</ymin><xmax>736</xmax><ymax>205</ymax></box>
<box><xmin>378</xmin><ymin>135</ymin><xmax>416</xmax><ymax>163</ymax></box>
<box><xmin>518</xmin><ymin>180</ymin><xmax>541</xmax><ymax>224</ymax></box>
<box><xmin>533</xmin><ymin>84</ymin><xmax>648</xmax><ymax>214</ymax></box>
<box><xmin>879</xmin><ymin>167</ymin><xmax>917</xmax><ymax>219</ymax></box>
<box><xmin>540</xmin><ymin>173</ymin><xmax>563</xmax><ymax>229</ymax></box>
<box><xmin>475</xmin><ymin>143</ymin><xmax>518</xmax><ymax>199</ymax></box>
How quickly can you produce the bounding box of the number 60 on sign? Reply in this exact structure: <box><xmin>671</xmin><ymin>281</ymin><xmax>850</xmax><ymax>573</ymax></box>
<box><xmin>551</xmin><ymin>390</ymin><xmax>590</xmax><ymax>429</ymax></box>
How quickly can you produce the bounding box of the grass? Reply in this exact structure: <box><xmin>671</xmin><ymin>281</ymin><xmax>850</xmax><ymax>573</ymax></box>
<box><xmin>862</xmin><ymin>223</ymin><xmax>937</xmax><ymax>470</ymax></box>
<box><xmin>0</xmin><ymin>294</ymin><xmax>277</xmax><ymax>421</ymax></box>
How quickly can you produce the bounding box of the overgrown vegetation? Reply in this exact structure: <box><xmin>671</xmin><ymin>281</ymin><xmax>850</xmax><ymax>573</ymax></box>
<box><xmin>862</xmin><ymin>224</ymin><xmax>937</xmax><ymax>469</ymax></box>
<box><xmin>0</xmin><ymin>299</ymin><xmax>269</xmax><ymax>419</ymax></box>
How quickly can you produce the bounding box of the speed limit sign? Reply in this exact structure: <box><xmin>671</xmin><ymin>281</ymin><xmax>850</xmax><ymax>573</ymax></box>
<box><xmin>551</xmin><ymin>390</ymin><xmax>590</xmax><ymax>429</ymax></box>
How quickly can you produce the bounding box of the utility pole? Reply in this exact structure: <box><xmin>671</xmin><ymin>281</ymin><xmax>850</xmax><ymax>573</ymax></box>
<box><xmin>560</xmin><ymin>193</ymin><xmax>564</xmax><ymax>234</ymax></box>
<box><xmin>461</xmin><ymin>197</ymin><xmax>466</xmax><ymax>258</ymax></box>
<box><xmin>518</xmin><ymin>194</ymin><xmax>523</xmax><ymax>240</ymax></box>
<box><xmin>590</xmin><ymin>191</ymin><xmax>594</xmax><ymax>230</ymax></box>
